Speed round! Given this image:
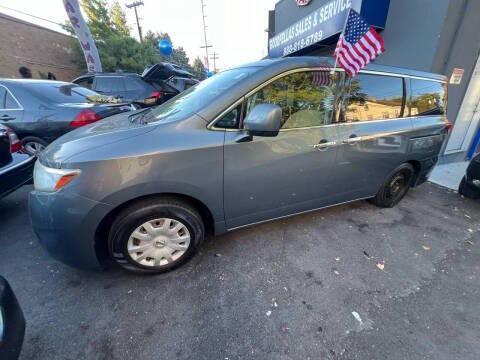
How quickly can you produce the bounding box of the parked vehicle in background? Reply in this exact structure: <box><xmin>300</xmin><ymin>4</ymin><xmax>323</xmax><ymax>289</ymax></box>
<box><xmin>73</xmin><ymin>63</ymin><xmax>198</xmax><ymax>108</ymax></box>
<box><xmin>459</xmin><ymin>153</ymin><xmax>480</xmax><ymax>199</ymax></box>
<box><xmin>30</xmin><ymin>57</ymin><xmax>450</xmax><ymax>274</ymax></box>
<box><xmin>0</xmin><ymin>276</ymin><xmax>25</xmax><ymax>360</ymax></box>
<box><xmin>0</xmin><ymin>80</ymin><xmax>135</xmax><ymax>155</ymax></box>
<box><xmin>0</xmin><ymin>124</ymin><xmax>34</xmax><ymax>200</ymax></box>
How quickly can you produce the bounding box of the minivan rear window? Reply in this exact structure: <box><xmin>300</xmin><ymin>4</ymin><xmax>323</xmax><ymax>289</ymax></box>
<box><xmin>410</xmin><ymin>79</ymin><xmax>446</xmax><ymax>116</ymax></box>
<box><xmin>343</xmin><ymin>74</ymin><xmax>404</xmax><ymax>122</ymax></box>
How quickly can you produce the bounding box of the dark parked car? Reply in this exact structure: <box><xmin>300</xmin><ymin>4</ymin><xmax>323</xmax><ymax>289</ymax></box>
<box><xmin>0</xmin><ymin>124</ymin><xmax>34</xmax><ymax>199</ymax></box>
<box><xmin>30</xmin><ymin>57</ymin><xmax>450</xmax><ymax>274</ymax></box>
<box><xmin>0</xmin><ymin>80</ymin><xmax>135</xmax><ymax>155</ymax></box>
<box><xmin>0</xmin><ymin>276</ymin><xmax>25</xmax><ymax>360</ymax></box>
<box><xmin>72</xmin><ymin>63</ymin><xmax>198</xmax><ymax>108</ymax></box>
<box><xmin>459</xmin><ymin>153</ymin><xmax>480</xmax><ymax>199</ymax></box>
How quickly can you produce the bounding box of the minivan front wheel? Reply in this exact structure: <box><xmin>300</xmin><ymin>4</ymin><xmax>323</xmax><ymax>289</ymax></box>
<box><xmin>371</xmin><ymin>163</ymin><xmax>415</xmax><ymax>208</ymax></box>
<box><xmin>108</xmin><ymin>198</ymin><xmax>205</xmax><ymax>274</ymax></box>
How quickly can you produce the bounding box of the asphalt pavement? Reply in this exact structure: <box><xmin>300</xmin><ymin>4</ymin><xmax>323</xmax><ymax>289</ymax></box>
<box><xmin>0</xmin><ymin>183</ymin><xmax>479</xmax><ymax>360</ymax></box>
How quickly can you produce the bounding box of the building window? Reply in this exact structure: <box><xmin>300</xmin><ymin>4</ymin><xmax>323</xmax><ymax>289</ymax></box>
<box><xmin>342</xmin><ymin>74</ymin><xmax>404</xmax><ymax>122</ymax></box>
<box><xmin>410</xmin><ymin>79</ymin><xmax>446</xmax><ymax>116</ymax></box>
<box><xmin>246</xmin><ymin>71</ymin><xmax>335</xmax><ymax>129</ymax></box>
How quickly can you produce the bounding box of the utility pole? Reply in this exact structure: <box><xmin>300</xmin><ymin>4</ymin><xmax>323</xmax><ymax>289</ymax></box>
<box><xmin>126</xmin><ymin>1</ymin><xmax>144</xmax><ymax>42</ymax></box>
<box><xmin>200</xmin><ymin>0</ymin><xmax>212</xmax><ymax>71</ymax></box>
<box><xmin>210</xmin><ymin>51</ymin><xmax>219</xmax><ymax>73</ymax></box>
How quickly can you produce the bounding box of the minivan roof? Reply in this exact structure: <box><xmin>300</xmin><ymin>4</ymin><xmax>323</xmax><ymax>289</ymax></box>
<box><xmin>234</xmin><ymin>56</ymin><xmax>447</xmax><ymax>82</ymax></box>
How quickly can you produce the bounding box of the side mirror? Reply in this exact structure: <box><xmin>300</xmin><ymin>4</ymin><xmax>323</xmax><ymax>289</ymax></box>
<box><xmin>244</xmin><ymin>104</ymin><xmax>282</xmax><ymax>137</ymax></box>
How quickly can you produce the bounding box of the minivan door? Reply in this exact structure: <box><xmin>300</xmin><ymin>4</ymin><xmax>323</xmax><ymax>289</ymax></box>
<box><xmin>223</xmin><ymin>70</ymin><xmax>340</xmax><ymax>229</ymax></box>
<box><xmin>333</xmin><ymin>73</ymin><xmax>411</xmax><ymax>198</ymax></box>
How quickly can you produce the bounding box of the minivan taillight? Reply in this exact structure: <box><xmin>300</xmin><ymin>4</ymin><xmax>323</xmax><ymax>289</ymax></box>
<box><xmin>445</xmin><ymin>119</ymin><xmax>453</xmax><ymax>132</ymax></box>
<box><xmin>6</xmin><ymin>127</ymin><xmax>22</xmax><ymax>153</ymax></box>
<box><xmin>150</xmin><ymin>91</ymin><xmax>163</xmax><ymax>99</ymax></box>
<box><xmin>70</xmin><ymin>109</ymin><xmax>102</xmax><ymax>128</ymax></box>
<box><xmin>144</xmin><ymin>91</ymin><xmax>163</xmax><ymax>105</ymax></box>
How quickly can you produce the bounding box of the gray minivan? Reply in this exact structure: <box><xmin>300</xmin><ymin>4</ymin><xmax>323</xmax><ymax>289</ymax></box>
<box><xmin>29</xmin><ymin>57</ymin><xmax>450</xmax><ymax>274</ymax></box>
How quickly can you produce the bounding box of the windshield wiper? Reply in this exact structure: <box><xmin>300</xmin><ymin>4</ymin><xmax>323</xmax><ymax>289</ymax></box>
<box><xmin>129</xmin><ymin>108</ymin><xmax>153</xmax><ymax>124</ymax></box>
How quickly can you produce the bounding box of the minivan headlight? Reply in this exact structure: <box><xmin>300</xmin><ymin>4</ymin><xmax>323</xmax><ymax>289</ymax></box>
<box><xmin>33</xmin><ymin>161</ymin><xmax>81</xmax><ymax>193</ymax></box>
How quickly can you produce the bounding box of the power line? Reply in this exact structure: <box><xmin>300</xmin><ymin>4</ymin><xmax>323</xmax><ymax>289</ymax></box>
<box><xmin>0</xmin><ymin>4</ymin><xmax>66</xmax><ymax>29</ymax></box>
<box><xmin>200</xmin><ymin>0</ymin><xmax>211</xmax><ymax>71</ymax></box>
<box><xmin>126</xmin><ymin>1</ymin><xmax>144</xmax><ymax>42</ymax></box>
<box><xmin>210</xmin><ymin>51</ymin><xmax>219</xmax><ymax>72</ymax></box>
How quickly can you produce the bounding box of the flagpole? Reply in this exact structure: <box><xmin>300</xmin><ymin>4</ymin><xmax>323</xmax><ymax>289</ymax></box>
<box><xmin>331</xmin><ymin>7</ymin><xmax>352</xmax><ymax>75</ymax></box>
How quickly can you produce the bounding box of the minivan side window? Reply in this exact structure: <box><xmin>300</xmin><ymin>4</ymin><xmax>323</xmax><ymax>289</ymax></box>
<box><xmin>95</xmin><ymin>77</ymin><xmax>125</xmax><ymax>93</ymax></box>
<box><xmin>410</xmin><ymin>79</ymin><xmax>445</xmax><ymax>116</ymax></box>
<box><xmin>342</xmin><ymin>74</ymin><xmax>404</xmax><ymax>122</ymax></box>
<box><xmin>216</xmin><ymin>104</ymin><xmax>242</xmax><ymax>129</ymax></box>
<box><xmin>245</xmin><ymin>71</ymin><xmax>335</xmax><ymax>129</ymax></box>
<box><xmin>76</xmin><ymin>77</ymin><xmax>93</xmax><ymax>90</ymax></box>
<box><xmin>124</xmin><ymin>77</ymin><xmax>145</xmax><ymax>91</ymax></box>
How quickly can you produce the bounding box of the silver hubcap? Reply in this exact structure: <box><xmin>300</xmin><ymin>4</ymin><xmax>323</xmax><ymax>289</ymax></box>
<box><xmin>24</xmin><ymin>141</ymin><xmax>45</xmax><ymax>155</ymax></box>
<box><xmin>127</xmin><ymin>218</ymin><xmax>191</xmax><ymax>267</ymax></box>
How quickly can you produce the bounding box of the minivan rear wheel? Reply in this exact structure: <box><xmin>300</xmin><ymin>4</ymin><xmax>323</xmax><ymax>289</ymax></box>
<box><xmin>371</xmin><ymin>163</ymin><xmax>415</xmax><ymax>208</ymax></box>
<box><xmin>108</xmin><ymin>197</ymin><xmax>205</xmax><ymax>274</ymax></box>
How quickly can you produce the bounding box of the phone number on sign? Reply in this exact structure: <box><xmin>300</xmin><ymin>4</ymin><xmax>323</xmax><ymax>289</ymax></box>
<box><xmin>282</xmin><ymin>30</ymin><xmax>324</xmax><ymax>56</ymax></box>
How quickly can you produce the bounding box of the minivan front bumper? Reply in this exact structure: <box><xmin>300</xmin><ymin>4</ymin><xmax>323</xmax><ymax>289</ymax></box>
<box><xmin>29</xmin><ymin>190</ymin><xmax>113</xmax><ymax>269</ymax></box>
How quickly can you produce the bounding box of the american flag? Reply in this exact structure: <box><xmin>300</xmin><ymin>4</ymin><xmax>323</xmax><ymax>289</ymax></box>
<box><xmin>312</xmin><ymin>67</ymin><xmax>332</xmax><ymax>87</ymax></box>
<box><xmin>334</xmin><ymin>9</ymin><xmax>385</xmax><ymax>77</ymax></box>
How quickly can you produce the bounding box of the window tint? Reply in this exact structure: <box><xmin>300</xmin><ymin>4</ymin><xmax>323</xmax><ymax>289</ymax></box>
<box><xmin>410</xmin><ymin>79</ymin><xmax>445</xmax><ymax>116</ymax></box>
<box><xmin>28</xmin><ymin>83</ymin><xmax>100</xmax><ymax>103</ymax></box>
<box><xmin>76</xmin><ymin>77</ymin><xmax>93</xmax><ymax>89</ymax></box>
<box><xmin>0</xmin><ymin>86</ymin><xmax>20</xmax><ymax>109</ymax></box>
<box><xmin>215</xmin><ymin>104</ymin><xmax>242</xmax><ymax>129</ymax></box>
<box><xmin>95</xmin><ymin>77</ymin><xmax>125</xmax><ymax>93</ymax></box>
<box><xmin>246</xmin><ymin>71</ymin><xmax>335</xmax><ymax>129</ymax></box>
<box><xmin>342</xmin><ymin>74</ymin><xmax>404</xmax><ymax>122</ymax></box>
<box><xmin>5</xmin><ymin>91</ymin><xmax>19</xmax><ymax>109</ymax></box>
<box><xmin>0</xmin><ymin>87</ymin><xmax>6</xmax><ymax>109</ymax></box>
<box><xmin>124</xmin><ymin>77</ymin><xmax>145</xmax><ymax>91</ymax></box>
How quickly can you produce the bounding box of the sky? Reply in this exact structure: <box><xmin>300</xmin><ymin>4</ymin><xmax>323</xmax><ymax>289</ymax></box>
<box><xmin>0</xmin><ymin>0</ymin><xmax>278</xmax><ymax>70</ymax></box>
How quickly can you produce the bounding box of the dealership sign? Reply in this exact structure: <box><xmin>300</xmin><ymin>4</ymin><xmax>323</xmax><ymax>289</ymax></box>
<box><xmin>269</xmin><ymin>0</ymin><xmax>390</xmax><ymax>58</ymax></box>
<box><xmin>296</xmin><ymin>0</ymin><xmax>312</xmax><ymax>6</ymax></box>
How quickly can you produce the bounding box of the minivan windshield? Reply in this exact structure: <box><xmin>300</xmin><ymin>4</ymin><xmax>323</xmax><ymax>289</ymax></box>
<box><xmin>147</xmin><ymin>67</ymin><xmax>258</xmax><ymax>122</ymax></box>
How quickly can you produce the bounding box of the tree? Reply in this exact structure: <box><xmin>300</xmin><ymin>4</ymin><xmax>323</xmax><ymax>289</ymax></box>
<box><xmin>143</xmin><ymin>31</ymin><xmax>193</xmax><ymax>72</ymax></box>
<box><xmin>110</xmin><ymin>1</ymin><xmax>130</xmax><ymax>36</ymax></box>
<box><xmin>81</xmin><ymin>0</ymin><xmax>113</xmax><ymax>39</ymax></box>
<box><xmin>66</xmin><ymin>1</ymin><xmax>195</xmax><ymax>74</ymax></box>
<box><xmin>192</xmin><ymin>57</ymin><xmax>207</xmax><ymax>80</ymax></box>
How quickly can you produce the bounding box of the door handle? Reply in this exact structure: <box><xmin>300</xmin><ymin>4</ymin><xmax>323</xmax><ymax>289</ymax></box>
<box><xmin>313</xmin><ymin>139</ymin><xmax>336</xmax><ymax>151</ymax></box>
<box><xmin>0</xmin><ymin>115</ymin><xmax>15</xmax><ymax>121</ymax></box>
<box><xmin>342</xmin><ymin>135</ymin><xmax>362</xmax><ymax>145</ymax></box>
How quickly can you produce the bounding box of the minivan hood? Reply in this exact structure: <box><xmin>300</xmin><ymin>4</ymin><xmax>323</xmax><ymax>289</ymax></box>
<box><xmin>40</xmin><ymin>111</ymin><xmax>156</xmax><ymax>167</ymax></box>
<box><xmin>142</xmin><ymin>63</ymin><xmax>194</xmax><ymax>82</ymax></box>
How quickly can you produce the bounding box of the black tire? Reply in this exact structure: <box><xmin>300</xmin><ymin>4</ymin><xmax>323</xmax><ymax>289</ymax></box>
<box><xmin>21</xmin><ymin>136</ymin><xmax>48</xmax><ymax>155</ymax></box>
<box><xmin>459</xmin><ymin>177</ymin><xmax>480</xmax><ymax>199</ymax></box>
<box><xmin>108</xmin><ymin>197</ymin><xmax>205</xmax><ymax>274</ymax></box>
<box><xmin>371</xmin><ymin>163</ymin><xmax>415</xmax><ymax>208</ymax></box>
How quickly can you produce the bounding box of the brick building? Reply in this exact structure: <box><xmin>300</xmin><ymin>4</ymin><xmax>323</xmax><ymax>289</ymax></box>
<box><xmin>0</xmin><ymin>12</ymin><xmax>82</xmax><ymax>81</ymax></box>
